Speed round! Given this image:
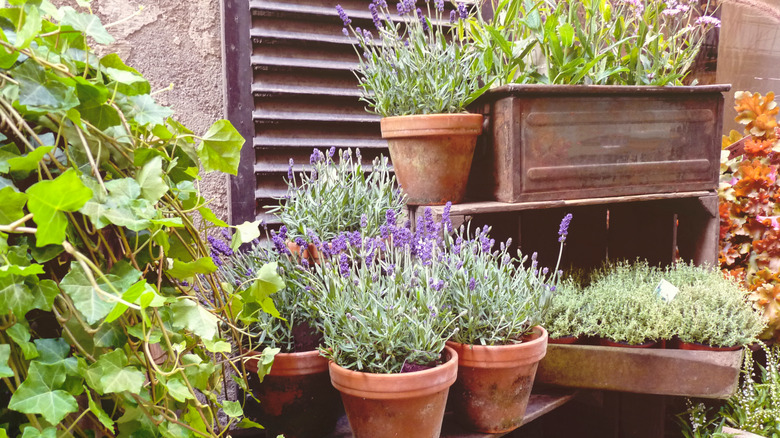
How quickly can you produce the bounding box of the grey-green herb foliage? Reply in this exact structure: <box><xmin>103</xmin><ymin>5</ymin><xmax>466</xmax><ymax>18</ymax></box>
<box><xmin>269</xmin><ymin>148</ymin><xmax>405</xmax><ymax>241</ymax></box>
<box><xmin>463</xmin><ymin>0</ymin><xmax>721</xmax><ymax>86</ymax></box>
<box><xmin>215</xmin><ymin>235</ymin><xmax>320</xmax><ymax>353</ymax></box>
<box><xmin>306</xmin><ymin>240</ymin><xmax>461</xmax><ymax>374</ymax></box>
<box><xmin>340</xmin><ymin>1</ymin><xmax>491</xmax><ymax>116</ymax></box>
<box><xmin>542</xmin><ymin>278</ymin><xmax>598</xmax><ymax>339</ymax></box>
<box><xmin>441</xmin><ymin>225</ymin><xmax>561</xmax><ymax>345</ymax></box>
<box><xmin>679</xmin><ymin>344</ymin><xmax>780</xmax><ymax>437</ymax></box>
<box><xmin>0</xmin><ymin>2</ymin><xmax>278</xmax><ymax>437</ymax></box>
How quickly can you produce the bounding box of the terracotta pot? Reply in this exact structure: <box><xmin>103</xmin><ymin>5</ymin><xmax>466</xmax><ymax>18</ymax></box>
<box><xmin>286</xmin><ymin>240</ymin><xmax>321</xmax><ymax>265</ymax></box>
<box><xmin>446</xmin><ymin>326</ymin><xmax>548</xmax><ymax>434</ymax></box>
<box><xmin>548</xmin><ymin>335</ymin><xmax>579</xmax><ymax>345</ymax></box>
<box><xmin>328</xmin><ymin>346</ymin><xmax>458</xmax><ymax>438</ymax></box>
<box><xmin>599</xmin><ymin>338</ymin><xmax>657</xmax><ymax>348</ymax></box>
<box><xmin>679</xmin><ymin>341</ymin><xmax>742</xmax><ymax>352</ymax></box>
<box><xmin>245</xmin><ymin>350</ymin><xmax>340</xmax><ymax>438</ymax></box>
<box><xmin>380</xmin><ymin>113</ymin><xmax>483</xmax><ymax>205</ymax></box>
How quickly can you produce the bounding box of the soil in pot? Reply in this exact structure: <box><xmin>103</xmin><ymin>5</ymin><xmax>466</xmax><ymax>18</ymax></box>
<box><xmin>244</xmin><ymin>349</ymin><xmax>340</xmax><ymax>438</ymax></box>
<box><xmin>446</xmin><ymin>326</ymin><xmax>548</xmax><ymax>434</ymax></box>
<box><xmin>328</xmin><ymin>346</ymin><xmax>458</xmax><ymax>438</ymax></box>
<box><xmin>380</xmin><ymin>113</ymin><xmax>483</xmax><ymax>205</ymax></box>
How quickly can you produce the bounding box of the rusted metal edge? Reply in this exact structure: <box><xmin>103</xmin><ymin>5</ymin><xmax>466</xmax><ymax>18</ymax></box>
<box><xmin>477</xmin><ymin>84</ymin><xmax>732</xmax><ymax>102</ymax></box>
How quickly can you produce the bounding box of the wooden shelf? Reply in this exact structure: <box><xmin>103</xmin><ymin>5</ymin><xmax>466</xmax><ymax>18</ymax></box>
<box><xmin>536</xmin><ymin>344</ymin><xmax>743</xmax><ymax>399</ymax></box>
<box><xmin>324</xmin><ymin>387</ymin><xmax>577</xmax><ymax>438</ymax></box>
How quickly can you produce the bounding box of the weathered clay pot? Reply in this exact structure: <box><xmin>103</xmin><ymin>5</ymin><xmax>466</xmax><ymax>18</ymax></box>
<box><xmin>679</xmin><ymin>341</ymin><xmax>741</xmax><ymax>352</ymax></box>
<box><xmin>548</xmin><ymin>335</ymin><xmax>579</xmax><ymax>345</ymax></box>
<box><xmin>245</xmin><ymin>350</ymin><xmax>340</xmax><ymax>438</ymax></box>
<box><xmin>380</xmin><ymin>113</ymin><xmax>483</xmax><ymax>205</ymax></box>
<box><xmin>446</xmin><ymin>326</ymin><xmax>548</xmax><ymax>433</ymax></box>
<box><xmin>286</xmin><ymin>240</ymin><xmax>321</xmax><ymax>265</ymax></box>
<box><xmin>599</xmin><ymin>338</ymin><xmax>657</xmax><ymax>348</ymax></box>
<box><xmin>328</xmin><ymin>346</ymin><xmax>458</xmax><ymax>438</ymax></box>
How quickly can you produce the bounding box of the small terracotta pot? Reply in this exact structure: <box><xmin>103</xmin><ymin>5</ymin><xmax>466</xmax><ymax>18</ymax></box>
<box><xmin>548</xmin><ymin>335</ymin><xmax>579</xmax><ymax>345</ymax></box>
<box><xmin>286</xmin><ymin>240</ymin><xmax>321</xmax><ymax>265</ymax></box>
<box><xmin>446</xmin><ymin>326</ymin><xmax>548</xmax><ymax>434</ymax></box>
<box><xmin>599</xmin><ymin>338</ymin><xmax>657</xmax><ymax>348</ymax></box>
<box><xmin>245</xmin><ymin>350</ymin><xmax>340</xmax><ymax>438</ymax></box>
<box><xmin>328</xmin><ymin>346</ymin><xmax>458</xmax><ymax>438</ymax></box>
<box><xmin>381</xmin><ymin>113</ymin><xmax>483</xmax><ymax>205</ymax></box>
<box><xmin>678</xmin><ymin>341</ymin><xmax>742</xmax><ymax>352</ymax></box>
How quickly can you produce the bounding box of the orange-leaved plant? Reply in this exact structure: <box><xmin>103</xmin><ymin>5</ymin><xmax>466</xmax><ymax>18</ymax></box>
<box><xmin>719</xmin><ymin>91</ymin><xmax>780</xmax><ymax>339</ymax></box>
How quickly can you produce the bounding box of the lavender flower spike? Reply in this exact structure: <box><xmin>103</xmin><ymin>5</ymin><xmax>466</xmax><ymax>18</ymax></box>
<box><xmin>434</xmin><ymin>0</ymin><xmax>444</xmax><ymax>12</ymax></box>
<box><xmin>457</xmin><ymin>2</ymin><xmax>468</xmax><ymax>19</ymax></box>
<box><xmin>336</xmin><ymin>5</ymin><xmax>351</xmax><ymax>26</ymax></box>
<box><xmin>449</xmin><ymin>10</ymin><xmax>456</xmax><ymax>23</ymax></box>
<box><xmin>417</xmin><ymin>8</ymin><xmax>429</xmax><ymax>32</ymax></box>
<box><xmin>369</xmin><ymin>3</ymin><xmax>383</xmax><ymax>29</ymax></box>
<box><xmin>558</xmin><ymin>213</ymin><xmax>573</xmax><ymax>243</ymax></box>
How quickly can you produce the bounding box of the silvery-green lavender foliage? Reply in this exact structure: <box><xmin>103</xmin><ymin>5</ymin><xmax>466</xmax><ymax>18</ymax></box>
<box><xmin>269</xmin><ymin>148</ymin><xmax>405</xmax><ymax>242</ymax></box>
<box><xmin>338</xmin><ymin>0</ymin><xmax>490</xmax><ymax>116</ymax></box>
<box><xmin>441</xmin><ymin>213</ymin><xmax>571</xmax><ymax>345</ymax></box>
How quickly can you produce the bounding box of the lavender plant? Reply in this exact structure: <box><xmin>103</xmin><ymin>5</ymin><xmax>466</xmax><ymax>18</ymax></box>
<box><xmin>337</xmin><ymin>0</ymin><xmax>491</xmax><ymax>116</ymax></box>
<box><xmin>441</xmin><ymin>213</ymin><xmax>572</xmax><ymax>345</ymax></box>
<box><xmin>269</xmin><ymin>148</ymin><xmax>405</xmax><ymax>242</ymax></box>
<box><xmin>463</xmin><ymin>0</ymin><xmax>721</xmax><ymax>85</ymax></box>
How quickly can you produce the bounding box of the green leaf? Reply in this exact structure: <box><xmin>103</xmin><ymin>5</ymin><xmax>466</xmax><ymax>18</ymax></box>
<box><xmin>121</xmin><ymin>94</ymin><xmax>173</xmax><ymax>127</ymax></box>
<box><xmin>104</xmin><ymin>279</ymin><xmax>148</xmax><ymax>322</ymax></box>
<box><xmin>0</xmin><ymin>176</ymin><xmax>17</xmax><ymax>190</ymax></box>
<box><xmin>557</xmin><ymin>23</ymin><xmax>575</xmax><ymax>47</ymax></box>
<box><xmin>93</xmin><ymin>323</ymin><xmax>127</xmax><ymax>347</ymax></box>
<box><xmin>136</xmin><ymin>156</ymin><xmax>168</xmax><ymax>202</ymax></box>
<box><xmin>237</xmin><ymin>418</ymin><xmax>264</xmax><ymax>429</ymax></box>
<box><xmin>230</xmin><ymin>220</ymin><xmax>261</xmax><ymax>251</ymax></box>
<box><xmin>0</xmin><ymin>276</ymin><xmax>34</xmax><ymax>319</ymax></box>
<box><xmin>87</xmin><ymin>388</ymin><xmax>115</xmax><ymax>430</ymax></box>
<box><xmin>0</xmin><ymin>344</ymin><xmax>13</xmax><ymax>377</ymax></box>
<box><xmin>171</xmin><ymin>299</ymin><xmax>219</xmax><ymax>340</ymax></box>
<box><xmin>61</xmin><ymin>7</ymin><xmax>114</xmax><ymax>44</ymax></box>
<box><xmin>247</xmin><ymin>262</ymin><xmax>285</xmax><ymax>303</ymax></box>
<box><xmin>168</xmin><ymin>257</ymin><xmax>218</xmax><ymax>279</ymax></box>
<box><xmin>20</xmin><ymin>427</ymin><xmax>57</xmax><ymax>438</ymax></box>
<box><xmin>7</xmin><ymin>146</ymin><xmax>54</xmax><ymax>176</ymax></box>
<box><xmin>164</xmin><ymin>376</ymin><xmax>194</xmax><ymax>403</ymax></box>
<box><xmin>197</xmin><ymin>119</ymin><xmax>244</xmax><ymax>175</ymax></box>
<box><xmin>8</xmin><ymin>363</ymin><xmax>78</xmax><ymax>424</ymax></box>
<box><xmin>73</xmin><ymin>76</ymin><xmax>109</xmax><ymax>109</ymax></box>
<box><xmin>0</xmin><ymin>186</ymin><xmax>25</xmax><ymax>225</ymax></box>
<box><xmin>15</xmin><ymin>6</ymin><xmax>41</xmax><ymax>50</ymax></box>
<box><xmin>0</xmin><ymin>263</ymin><xmax>43</xmax><ymax>278</ymax></box>
<box><xmin>92</xmin><ymin>349</ymin><xmax>144</xmax><ymax>394</ymax></box>
<box><xmin>30</xmin><ymin>279</ymin><xmax>59</xmax><ymax>311</ymax></box>
<box><xmin>12</xmin><ymin>61</ymin><xmax>79</xmax><ymax>113</ymax></box>
<box><xmin>150</xmin><ymin>217</ymin><xmax>183</xmax><ymax>227</ymax></box>
<box><xmin>80</xmin><ymin>177</ymin><xmax>156</xmax><ymax>231</ymax></box>
<box><xmin>199</xmin><ymin>206</ymin><xmax>228</xmax><ymax>227</ymax></box>
<box><xmin>203</xmin><ymin>338</ymin><xmax>231</xmax><ymax>353</ymax></box>
<box><xmin>33</xmin><ymin>338</ymin><xmax>70</xmax><ymax>363</ymax></box>
<box><xmin>6</xmin><ymin>323</ymin><xmax>38</xmax><ymax>360</ymax></box>
<box><xmin>60</xmin><ymin>262</ymin><xmax>119</xmax><ymax>325</ymax></box>
<box><xmin>253</xmin><ymin>347</ymin><xmax>279</xmax><ymax>381</ymax></box>
<box><xmin>27</xmin><ymin>169</ymin><xmax>93</xmax><ymax>246</ymax></box>
<box><xmin>222</xmin><ymin>400</ymin><xmax>243</xmax><ymax>418</ymax></box>
<box><xmin>102</xmin><ymin>67</ymin><xmax>149</xmax><ymax>96</ymax></box>
<box><xmin>79</xmin><ymin>104</ymin><xmax>121</xmax><ymax>130</ymax></box>
<box><xmin>184</xmin><ymin>405</ymin><xmax>209</xmax><ymax>436</ymax></box>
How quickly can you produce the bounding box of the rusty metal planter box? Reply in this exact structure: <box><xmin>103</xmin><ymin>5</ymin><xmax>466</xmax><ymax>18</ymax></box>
<box><xmin>536</xmin><ymin>344</ymin><xmax>743</xmax><ymax>399</ymax></box>
<box><xmin>468</xmin><ymin>84</ymin><xmax>730</xmax><ymax>203</ymax></box>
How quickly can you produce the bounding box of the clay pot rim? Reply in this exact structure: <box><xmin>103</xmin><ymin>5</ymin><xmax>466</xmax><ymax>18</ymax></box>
<box><xmin>678</xmin><ymin>340</ymin><xmax>742</xmax><ymax>351</ymax></box>
<box><xmin>244</xmin><ymin>348</ymin><xmax>329</xmax><ymax>376</ymax></box>
<box><xmin>328</xmin><ymin>345</ymin><xmax>458</xmax><ymax>400</ymax></box>
<box><xmin>599</xmin><ymin>338</ymin><xmax>657</xmax><ymax>348</ymax></box>
<box><xmin>446</xmin><ymin>326</ymin><xmax>548</xmax><ymax>368</ymax></box>
<box><xmin>380</xmin><ymin>113</ymin><xmax>484</xmax><ymax>138</ymax></box>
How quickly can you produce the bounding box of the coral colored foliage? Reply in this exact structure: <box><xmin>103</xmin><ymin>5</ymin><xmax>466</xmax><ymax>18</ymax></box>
<box><xmin>720</xmin><ymin>91</ymin><xmax>780</xmax><ymax>339</ymax></box>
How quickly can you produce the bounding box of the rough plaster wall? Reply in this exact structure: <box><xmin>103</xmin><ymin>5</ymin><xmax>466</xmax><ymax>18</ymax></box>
<box><xmin>92</xmin><ymin>0</ymin><xmax>231</xmax><ymax>222</ymax></box>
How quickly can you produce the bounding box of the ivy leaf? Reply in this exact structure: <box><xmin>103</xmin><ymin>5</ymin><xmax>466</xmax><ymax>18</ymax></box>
<box><xmin>93</xmin><ymin>323</ymin><xmax>127</xmax><ymax>348</ymax></box>
<box><xmin>7</xmin><ymin>146</ymin><xmax>54</xmax><ymax>175</ymax></box>
<box><xmin>30</xmin><ymin>279</ymin><xmax>59</xmax><ymax>312</ymax></box>
<box><xmin>15</xmin><ymin>6</ymin><xmax>41</xmax><ymax>50</ymax></box>
<box><xmin>0</xmin><ymin>275</ymin><xmax>34</xmax><ymax>319</ymax></box>
<box><xmin>0</xmin><ymin>263</ymin><xmax>43</xmax><ymax>278</ymax></box>
<box><xmin>73</xmin><ymin>76</ymin><xmax>109</xmax><ymax>109</ymax></box>
<box><xmin>197</xmin><ymin>119</ymin><xmax>245</xmax><ymax>175</ymax></box>
<box><xmin>102</xmin><ymin>67</ymin><xmax>149</xmax><ymax>96</ymax></box>
<box><xmin>222</xmin><ymin>400</ymin><xmax>243</xmax><ymax>418</ymax></box>
<box><xmin>199</xmin><ymin>206</ymin><xmax>228</xmax><ymax>227</ymax></box>
<box><xmin>165</xmin><ymin>376</ymin><xmax>194</xmax><ymax>403</ymax></box>
<box><xmin>27</xmin><ymin>169</ymin><xmax>93</xmax><ymax>246</ymax></box>
<box><xmin>86</xmin><ymin>388</ymin><xmax>115</xmax><ymax>431</ymax></box>
<box><xmin>79</xmin><ymin>104</ymin><xmax>121</xmax><ymax>130</ymax></box>
<box><xmin>61</xmin><ymin>7</ymin><xmax>114</xmax><ymax>44</ymax></box>
<box><xmin>171</xmin><ymin>299</ymin><xmax>219</xmax><ymax>340</ymax></box>
<box><xmin>12</xmin><ymin>61</ymin><xmax>79</xmax><ymax>113</ymax></box>
<box><xmin>6</xmin><ymin>323</ymin><xmax>38</xmax><ymax>360</ymax></box>
<box><xmin>203</xmin><ymin>338</ymin><xmax>231</xmax><ymax>353</ymax></box>
<box><xmin>136</xmin><ymin>156</ymin><xmax>168</xmax><ymax>202</ymax></box>
<box><xmin>60</xmin><ymin>262</ymin><xmax>118</xmax><ymax>325</ymax></box>
<box><xmin>0</xmin><ymin>344</ymin><xmax>13</xmax><ymax>378</ymax></box>
<box><xmin>33</xmin><ymin>338</ymin><xmax>70</xmax><ymax>363</ymax></box>
<box><xmin>248</xmin><ymin>262</ymin><xmax>285</xmax><ymax>303</ymax></box>
<box><xmin>80</xmin><ymin>177</ymin><xmax>156</xmax><ymax>231</ymax></box>
<box><xmin>230</xmin><ymin>220</ymin><xmax>261</xmax><ymax>251</ymax></box>
<box><xmin>8</xmin><ymin>363</ymin><xmax>78</xmax><ymax>424</ymax></box>
<box><xmin>167</xmin><ymin>257</ymin><xmax>218</xmax><ymax>279</ymax></box>
<box><xmin>184</xmin><ymin>405</ymin><xmax>210</xmax><ymax>436</ymax></box>
<box><xmin>20</xmin><ymin>427</ymin><xmax>57</xmax><ymax>438</ymax></box>
<box><xmin>0</xmin><ymin>176</ymin><xmax>17</xmax><ymax>190</ymax></box>
<box><xmin>0</xmin><ymin>187</ymin><xmax>27</xmax><ymax>225</ymax></box>
<box><xmin>121</xmin><ymin>94</ymin><xmax>173</xmax><ymax>127</ymax></box>
<box><xmin>92</xmin><ymin>349</ymin><xmax>144</xmax><ymax>394</ymax></box>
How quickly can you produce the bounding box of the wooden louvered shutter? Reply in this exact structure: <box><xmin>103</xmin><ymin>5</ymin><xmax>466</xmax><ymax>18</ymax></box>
<box><xmin>227</xmin><ymin>0</ymin><xmax>388</xmax><ymax>225</ymax></box>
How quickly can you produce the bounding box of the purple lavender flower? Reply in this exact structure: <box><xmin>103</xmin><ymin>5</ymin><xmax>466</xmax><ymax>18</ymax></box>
<box><xmin>369</xmin><ymin>3</ymin><xmax>383</xmax><ymax>29</ymax></box>
<box><xmin>310</xmin><ymin>148</ymin><xmax>324</xmax><ymax>164</ymax></box>
<box><xmin>360</xmin><ymin>214</ymin><xmax>368</xmax><ymax>228</ymax></box>
<box><xmin>339</xmin><ymin>253</ymin><xmax>350</xmax><ymax>278</ymax></box>
<box><xmin>348</xmin><ymin>231</ymin><xmax>362</xmax><ymax>248</ymax></box>
<box><xmin>468</xmin><ymin>277</ymin><xmax>476</xmax><ymax>291</ymax></box>
<box><xmin>695</xmin><ymin>15</ymin><xmax>721</xmax><ymax>27</ymax></box>
<box><xmin>385</xmin><ymin>209</ymin><xmax>397</xmax><ymax>227</ymax></box>
<box><xmin>392</xmin><ymin>226</ymin><xmax>412</xmax><ymax>249</ymax></box>
<box><xmin>380</xmin><ymin>224</ymin><xmax>389</xmax><ymax>239</ymax></box>
<box><xmin>457</xmin><ymin>2</ymin><xmax>468</xmax><ymax>19</ymax></box>
<box><xmin>301</xmin><ymin>258</ymin><xmax>310</xmax><ymax>268</ymax></box>
<box><xmin>208</xmin><ymin>235</ymin><xmax>233</xmax><ymax>256</ymax></box>
<box><xmin>342</xmin><ymin>27</ymin><xmax>349</xmax><ymax>37</ymax></box>
<box><xmin>181</xmin><ymin>280</ymin><xmax>189</xmax><ymax>287</ymax></box>
<box><xmin>294</xmin><ymin>237</ymin><xmax>307</xmax><ymax>249</ymax></box>
<box><xmin>245</xmin><ymin>268</ymin><xmax>253</xmax><ymax>277</ymax></box>
<box><xmin>428</xmin><ymin>279</ymin><xmax>444</xmax><ymax>291</ymax></box>
<box><xmin>210</xmin><ymin>250</ymin><xmax>223</xmax><ymax>267</ymax></box>
<box><xmin>449</xmin><ymin>10</ymin><xmax>456</xmax><ymax>23</ymax></box>
<box><xmin>287</xmin><ymin>158</ymin><xmax>294</xmax><ymax>180</ymax></box>
<box><xmin>418</xmin><ymin>239</ymin><xmax>433</xmax><ymax>265</ymax></box>
<box><xmin>271</xmin><ymin>229</ymin><xmax>291</xmax><ymax>255</ymax></box>
<box><xmin>376</xmin><ymin>0</ymin><xmax>387</xmax><ymax>7</ymax></box>
<box><xmin>558</xmin><ymin>213</ymin><xmax>573</xmax><ymax>243</ymax></box>
<box><xmin>417</xmin><ymin>8</ymin><xmax>429</xmax><ymax>32</ymax></box>
<box><xmin>434</xmin><ymin>0</ymin><xmax>444</xmax><ymax>12</ymax></box>
<box><xmin>362</xmin><ymin>28</ymin><xmax>373</xmax><ymax>40</ymax></box>
<box><xmin>385</xmin><ymin>264</ymin><xmax>396</xmax><ymax>276</ymax></box>
<box><xmin>221</xmin><ymin>228</ymin><xmax>232</xmax><ymax>241</ymax></box>
<box><xmin>336</xmin><ymin>4</ymin><xmax>351</xmax><ymax>26</ymax></box>
<box><xmin>396</xmin><ymin>1</ymin><xmax>406</xmax><ymax>14</ymax></box>
<box><xmin>455</xmin><ymin>260</ymin><xmax>463</xmax><ymax>270</ymax></box>
<box><xmin>328</xmin><ymin>146</ymin><xmax>336</xmax><ymax>158</ymax></box>
<box><xmin>442</xmin><ymin>202</ymin><xmax>453</xmax><ymax>232</ymax></box>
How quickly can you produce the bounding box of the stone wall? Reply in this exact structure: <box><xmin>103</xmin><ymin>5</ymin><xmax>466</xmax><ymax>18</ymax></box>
<box><xmin>93</xmin><ymin>0</ymin><xmax>231</xmax><ymax>222</ymax></box>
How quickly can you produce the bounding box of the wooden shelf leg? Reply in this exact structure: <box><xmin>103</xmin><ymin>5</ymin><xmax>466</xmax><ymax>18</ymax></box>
<box><xmin>676</xmin><ymin>194</ymin><xmax>718</xmax><ymax>267</ymax></box>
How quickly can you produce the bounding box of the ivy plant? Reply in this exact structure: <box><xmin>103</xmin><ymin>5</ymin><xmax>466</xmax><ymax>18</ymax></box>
<box><xmin>0</xmin><ymin>2</ymin><xmax>279</xmax><ymax>437</ymax></box>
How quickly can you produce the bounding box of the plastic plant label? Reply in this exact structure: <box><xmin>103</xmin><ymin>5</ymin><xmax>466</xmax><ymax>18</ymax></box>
<box><xmin>655</xmin><ymin>279</ymin><xmax>679</xmax><ymax>303</ymax></box>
